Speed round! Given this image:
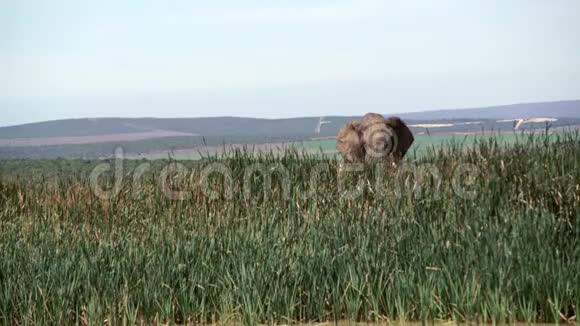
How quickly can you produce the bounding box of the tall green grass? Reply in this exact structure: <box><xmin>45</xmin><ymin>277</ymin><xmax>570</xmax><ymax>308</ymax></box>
<box><xmin>0</xmin><ymin>133</ymin><xmax>578</xmax><ymax>324</ymax></box>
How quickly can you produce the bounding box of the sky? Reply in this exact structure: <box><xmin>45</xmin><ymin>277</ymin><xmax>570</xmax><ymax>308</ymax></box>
<box><xmin>1</xmin><ymin>0</ymin><xmax>579</xmax><ymax>127</ymax></box>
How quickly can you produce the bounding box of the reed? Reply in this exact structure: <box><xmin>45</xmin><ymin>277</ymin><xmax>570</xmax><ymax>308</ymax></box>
<box><xmin>0</xmin><ymin>133</ymin><xmax>578</xmax><ymax>324</ymax></box>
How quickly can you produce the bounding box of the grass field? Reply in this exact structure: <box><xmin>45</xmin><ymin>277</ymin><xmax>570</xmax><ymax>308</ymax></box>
<box><xmin>0</xmin><ymin>133</ymin><xmax>579</xmax><ymax>324</ymax></box>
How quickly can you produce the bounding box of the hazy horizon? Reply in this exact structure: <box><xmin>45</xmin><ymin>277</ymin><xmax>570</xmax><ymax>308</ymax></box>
<box><xmin>3</xmin><ymin>0</ymin><xmax>580</xmax><ymax>127</ymax></box>
<box><xmin>1</xmin><ymin>98</ymin><xmax>579</xmax><ymax>128</ymax></box>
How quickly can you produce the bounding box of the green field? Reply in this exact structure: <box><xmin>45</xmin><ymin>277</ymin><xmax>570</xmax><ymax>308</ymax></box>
<box><xmin>295</xmin><ymin>132</ymin><xmax>566</xmax><ymax>158</ymax></box>
<box><xmin>0</xmin><ymin>133</ymin><xmax>579</xmax><ymax>324</ymax></box>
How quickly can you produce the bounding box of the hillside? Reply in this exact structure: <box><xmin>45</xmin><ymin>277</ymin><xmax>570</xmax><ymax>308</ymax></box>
<box><xmin>398</xmin><ymin>100</ymin><xmax>580</xmax><ymax>120</ymax></box>
<box><xmin>1</xmin><ymin>100</ymin><xmax>579</xmax><ymax>159</ymax></box>
<box><xmin>1</xmin><ymin>100</ymin><xmax>579</xmax><ymax>140</ymax></box>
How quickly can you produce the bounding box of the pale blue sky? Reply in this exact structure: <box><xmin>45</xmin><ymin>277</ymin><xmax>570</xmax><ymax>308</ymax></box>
<box><xmin>1</xmin><ymin>0</ymin><xmax>579</xmax><ymax>126</ymax></box>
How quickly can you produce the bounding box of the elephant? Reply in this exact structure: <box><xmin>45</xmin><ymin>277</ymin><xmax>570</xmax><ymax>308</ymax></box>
<box><xmin>337</xmin><ymin>113</ymin><xmax>414</xmax><ymax>164</ymax></box>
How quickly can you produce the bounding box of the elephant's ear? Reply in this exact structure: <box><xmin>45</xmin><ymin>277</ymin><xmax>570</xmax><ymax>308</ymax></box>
<box><xmin>384</xmin><ymin>117</ymin><xmax>414</xmax><ymax>160</ymax></box>
<box><xmin>336</xmin><ymin>120</ymin><xmax>364</xmax><ymax>162</ymax></box>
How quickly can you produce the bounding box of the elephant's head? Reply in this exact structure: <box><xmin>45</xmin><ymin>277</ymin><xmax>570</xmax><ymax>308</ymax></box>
<box><xmin>336</xmin><ymin>119</ymin><xmax>364</xmax><ymax>163</ymax></box>
<box><xmin>337</xmin><ymin>113</ymin><xmax>414</xmax><ymax>164</ymax></box>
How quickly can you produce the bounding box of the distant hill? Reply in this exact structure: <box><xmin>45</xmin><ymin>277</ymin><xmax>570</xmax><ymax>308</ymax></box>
<box><xmin>398</xmin><ymin>100</ymin><xmax>580</xmax><ymax>120</ymax></box>
<box><xmin>1</xmin><ymin>100</ymin><xmax>580</xmax><ymax>159</ymax></box>
<box><xmin>0</xmin><ymin>117</ymin><xmax>335</xmax><ymax>140</ymax></box>
<box><xmin>1</xmin><ymin>100</ymin><xmax>579</xmax><ymax>140</ymax></box>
